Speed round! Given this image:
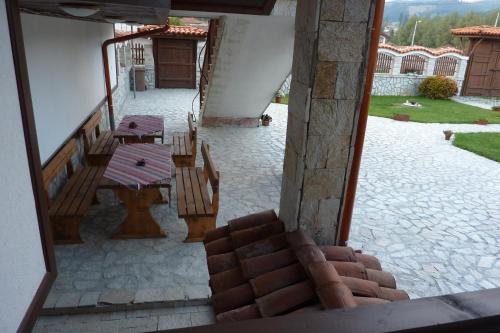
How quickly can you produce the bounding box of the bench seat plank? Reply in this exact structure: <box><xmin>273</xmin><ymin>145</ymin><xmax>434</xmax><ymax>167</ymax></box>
<box><xmin>49</xmin><ymin>166</ymin><xmax>105</xmax><ymax>218</ymax></box>
<box><xmin>177</xmin><ymin>166</ymin><xmax>213</xmax><ymax>218</ymax></box>
<box><xmin>87</xmin><ymin>131</ymin><xmax>119</xmax><ymax>166</ymax></box>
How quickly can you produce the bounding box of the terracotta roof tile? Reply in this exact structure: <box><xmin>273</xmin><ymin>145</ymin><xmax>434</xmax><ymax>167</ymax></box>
<box><xmin>451</xmin><ymin>26</ymin><xmax>500</xmax><ymax>38</ymax></box>
<box><xmin>139</xmin><ymin>24</ymin><xmax>207</xmax><ymax>38</ymax></box>
<box><xmin>116</xmin><ymin>24</ymin><xmax>208</xmax><ymax>39</ymax></box>
<box><xmin>203</xmin><ymin>210</ymin><xmax>409</xmax><ymax>323</ymax></box>
<box><xmin>378</xmin><ymin>44</ymin><xmax>465</xmax><ymax>56</ymax></box>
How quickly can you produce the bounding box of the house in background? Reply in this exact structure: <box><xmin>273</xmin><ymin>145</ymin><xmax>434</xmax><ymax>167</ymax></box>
<box><xmin>452</xmin><ymin>25</ymin><xmax>500</xmax><ymax>97</ymax></box>
<box><xmin>116</xmin><ymin>25</ymin><xmax>208</xmax><ymax>90</ymax></box>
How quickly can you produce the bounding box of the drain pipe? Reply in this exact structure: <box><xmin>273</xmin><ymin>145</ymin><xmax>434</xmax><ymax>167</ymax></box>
<box><xmin>102</xmin><ymin>24</ymin><xmax>168</xmax><ymax>130</ymax></box>
<box><xmin>337</xmin><ymin>0</ymin><xmax>385</xmax><ymax>246</ymax></box>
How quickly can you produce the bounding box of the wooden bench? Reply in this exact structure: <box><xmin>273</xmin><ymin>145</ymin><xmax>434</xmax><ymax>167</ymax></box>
<box><xmin>81</xmin><ymin>111</ymin><xmax>119</xmax><ymax>166</ymax></box>
<box><xmin>42</xmin><ymin>139</ymin><xmax>105</xmax><ymax>244</ymax></box>
<box><xmin>172</xmin><ymin>112</ymin><xmax>197</xmax><ymax>167</ymax></box>
<box><xmin>176</xmin><ymin>141</ymin><xmax>219</xmax><ymax>242</ymax></box>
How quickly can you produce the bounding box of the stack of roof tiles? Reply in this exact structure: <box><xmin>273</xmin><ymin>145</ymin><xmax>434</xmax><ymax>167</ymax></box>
<box><xmin>203</xmin><ymin>210</ymin><xmax>409</xmax><ymax>322</ymax></box>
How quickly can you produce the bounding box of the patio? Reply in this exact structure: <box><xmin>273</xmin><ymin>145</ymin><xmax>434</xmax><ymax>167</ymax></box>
<box><xmin>37</xmin><ymin>88</ymin><xmax>500</xmax><ymax>331</ymax></box>
<box><xmin>45</xmin><ymin>89</ymin><xmax>287</xmax><ymax>309</ymax></box>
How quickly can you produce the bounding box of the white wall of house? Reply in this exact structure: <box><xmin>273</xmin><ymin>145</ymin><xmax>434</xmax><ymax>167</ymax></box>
<box><xmin>21</xmin><ymin>13</ymin><xmax>117</xmax><ymax>163</ymax></box>
<box><xmin>0</xmin><ymin>2</ymin><xmax>46</xmax><ymax>332</ymax></box>
<box><xmin>202</xmin><ymin>14</ymin><xmax>295</xmax><ymax>120</ymax></box>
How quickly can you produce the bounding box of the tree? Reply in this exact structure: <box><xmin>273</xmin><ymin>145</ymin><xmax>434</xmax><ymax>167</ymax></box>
<box><xmin>389</xmin><ymin>8</ymin><xmax>500</xmax><ymax>49</ymax></box>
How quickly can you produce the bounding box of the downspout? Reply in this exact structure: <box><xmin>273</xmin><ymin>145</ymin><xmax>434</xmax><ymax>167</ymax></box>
<box><xmin>102</xmin><ymin>24</ymin><xmax>168</xmax><ymax>130</ymax></box>
<box><xmin>337</xmin><ymin>0</ymin><xmax>385</xmax><ymax>246</ymax></box>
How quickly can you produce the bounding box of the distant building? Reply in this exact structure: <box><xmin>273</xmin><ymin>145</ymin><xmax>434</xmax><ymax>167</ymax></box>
<box><xmin>451</xmin><ymin>26</ymin><xmax>500</xmax><ymax>97</ymax></box>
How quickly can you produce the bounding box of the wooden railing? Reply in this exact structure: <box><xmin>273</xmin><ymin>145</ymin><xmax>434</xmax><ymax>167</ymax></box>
<box><xmin>200</xmin><ymin>19</ymin><xmax>220</xmax><ymax>109</ymax></box>
<box><xmin>132</xmin><ymin>44</ymin><xmax>145</xmax><ymax>65</ymax></box>
<box><xmin>433</xmin><ymin>56</ymin><xmax>458</xmax><ymax>76</ymax></box>
<box><xmin>400</xmin><ymin>54</ymin><xmax>427</xmax><ymax>75</ymax></box>
<box><xmin>375</xmin><ymin>52</ymin><xmax>393</xmax><ymax>73</ymax></box>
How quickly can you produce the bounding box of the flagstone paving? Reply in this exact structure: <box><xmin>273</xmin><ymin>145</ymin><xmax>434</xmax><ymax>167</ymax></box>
<box><xmin>35</xmin><ymin>89</ymin><xmax>500</xmax><ymax>331</ymax></box>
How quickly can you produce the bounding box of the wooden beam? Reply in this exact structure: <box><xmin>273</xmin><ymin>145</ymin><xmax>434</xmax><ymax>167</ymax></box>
<box><xmin>5</xmin><ymin>0</ymin><xmax>57</xmax><ymax>332</ymax></box>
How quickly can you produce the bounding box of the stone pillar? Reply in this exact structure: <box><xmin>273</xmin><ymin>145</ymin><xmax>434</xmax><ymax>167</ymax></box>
<box><xmin>425</xmin><ymin>57</ymin><xmax>436</xmax><ymax>76</ymax></box>
<box><xmin>279</xmin><ymin>0</ymin><xmax>377</xmax><ymax>245</ymax></box>
<box><xmin>392</xmin><ymin>55</ymin><xmax>403</xmax><ymax>75</ymax></box>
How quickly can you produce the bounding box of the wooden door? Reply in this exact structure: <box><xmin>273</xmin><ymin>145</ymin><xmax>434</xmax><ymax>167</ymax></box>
<box><xmin>464</xmin><ymin>40</ymin><xmax>500</xmax><ymax>97</ymax></box>
<box><xmin>154</xmin><ymin>38</ymin><xmax>197</xmax><ymax>89</ymax></box>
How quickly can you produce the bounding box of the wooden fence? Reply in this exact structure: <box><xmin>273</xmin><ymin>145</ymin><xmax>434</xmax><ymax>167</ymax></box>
<box><xmin>132</xmin><ymin>44</ymin><xmax>145</xmax><ymax>65</ymax></box>
<box><xmin>375</xmin><ymin>52</ymin><xmax>393</xmax><ymax>73</ymax></box>
<box><xmin>433</xmin><ymin>56</ymin><xmax>458</xmax><ymax>76</ymax></box>
<box><xmin>400</xmin><ymin>54</ymin><xmax>426</xmax><ymax>75</ymax></box>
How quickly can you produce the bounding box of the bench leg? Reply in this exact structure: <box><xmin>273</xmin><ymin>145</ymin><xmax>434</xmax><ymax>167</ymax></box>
<box><xmin>51</xmin><ymin>217</ymin><xmax>83</xmax><ymax>245</ymax></box>
<box><xmin>183</xmin><ymin>216</ymin><xmax>216</xmax><ymax>243</ymax></box>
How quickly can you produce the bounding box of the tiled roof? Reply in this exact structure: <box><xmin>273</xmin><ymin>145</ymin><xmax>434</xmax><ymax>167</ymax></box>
<box><xmin>451</xmin><ymin>26</ymin><xmax>500</xmax><ymax>38</ymax></box>
<box><xmin>115</xmin><ymin>25</ymin><xmax>207</xmax><ymax>39</ymax></box>
<box><xmin>203</xmin><ymin>210</ymin><xmax>409</xmax><ymax>322</ymax></box>
<box><xmin>139</xmin><ymin>25</ymin><xmax>207</xmax><ymax>38</ymax></box>
<box><xmin>379</xmin><ymin>44</ymin><xmax>464</xmax><ymax>56</ymax></box>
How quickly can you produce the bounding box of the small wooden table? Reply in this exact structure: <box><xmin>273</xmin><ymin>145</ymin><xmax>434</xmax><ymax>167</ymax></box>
<box><xmin>114</xmin><ymin>115</ymin><xmax>165</xmax><ymax>144</ymax></box>
<box><xmin>100</xmin><ymin>144</ymin><xmax>172</xmax><ymax>240</ymax></box>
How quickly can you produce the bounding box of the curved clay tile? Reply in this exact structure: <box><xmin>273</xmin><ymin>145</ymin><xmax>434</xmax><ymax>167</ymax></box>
<box><xmin>451</xmin><ymin>26</ymin><xmax>500</xmax><ymax>38</ymax></box>
<box><xmin>240</xmin><ymin>248</ymin><xmax>297</xmax><ymax>279</ymax></box>
<box><xmin>216</xmin><ymin>304</ymin><xmax>261</xmax><ymax>322</ymax></box>
<box><xmin>378</xmin><ymin>44</ymin><xmax>464</xmax><ymax>56</ymax></box>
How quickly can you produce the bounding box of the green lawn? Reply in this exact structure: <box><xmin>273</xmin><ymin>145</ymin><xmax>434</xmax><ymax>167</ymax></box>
<box><xmin>453</xmin><ymin>132</ymin><xmax>500</xmax><ymax>162</ymax></box>
<box><xmin>369</xmin><ymin>96</ymin><xmax>500</xmax><ymax>124</ymax></box>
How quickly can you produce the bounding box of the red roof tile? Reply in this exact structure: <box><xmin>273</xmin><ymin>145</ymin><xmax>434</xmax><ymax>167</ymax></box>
<box><xmin>139</xmin><ymin>24</ymin><xmax>207</xmax><ymax>38</ymax></box>
<box><xmin>115</xmin><ymin>25</ymin><xmax>207</xmax><ymax>39</ymax></box>
<box><xmin>203</xmin><ymin>210</ymin><xmax>409</xmax><ymax>323</ymax></box>
<box><xmin>379</xmin><ymin>44</ymin><xmax>464</xmax><ymax>56</ymax></box>
<box><xmin>451</xmin><ymin>26</ymin><xmax>500</xmax><ymax>38</ymax></box>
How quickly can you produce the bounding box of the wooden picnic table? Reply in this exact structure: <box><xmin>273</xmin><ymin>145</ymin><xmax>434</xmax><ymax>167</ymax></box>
<box><xmin>99</xmin><ymin>144</ymin><xmax>172</xmax><ymax>240</ymax></box>
<box><xmin>114</xmin><ymin>115</ymin><xmax>165</xmax><ymax>144</ymax></box>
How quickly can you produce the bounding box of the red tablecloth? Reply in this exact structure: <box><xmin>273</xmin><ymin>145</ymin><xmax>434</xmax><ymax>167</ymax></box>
<box><xmin>103</xmin><ymin>144</ymin><xmax>171</xmax><ymax>189</ymax></box>
<box><xmin>116</xmin><ymin>115</ymin><xmax>164</xmax><ymax>138</ymax></box>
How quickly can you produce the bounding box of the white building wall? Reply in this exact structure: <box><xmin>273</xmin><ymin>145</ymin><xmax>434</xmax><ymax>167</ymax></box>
<box><xmin>202</xmin><ymin>14</ymin><xmax>295</xmax><ymax>119</ymax></box>
<box><xmin>21</xmin><ymin>13</ymin><xmax>117</xmax><ymax>163</ymax></box>
<box><xmin>0</xmin><ymin>2</ymin><xmax>46</xmax><ymax>332</ymax></box>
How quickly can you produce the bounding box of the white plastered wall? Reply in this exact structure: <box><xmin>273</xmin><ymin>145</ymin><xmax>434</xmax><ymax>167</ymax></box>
<box><xmin>0</xmin><ymin>1</ymin><xmax>46</xmax><ymax>332</ymax></box>
<box><xmin>21</xmin><ymin>13</ymin><xmax>117</xmax><ymax>163</ymax></box>
<box><xmin>202</xmin><ymin>14</ymin><xmax>295</xmax><ymax>119</ymax></box>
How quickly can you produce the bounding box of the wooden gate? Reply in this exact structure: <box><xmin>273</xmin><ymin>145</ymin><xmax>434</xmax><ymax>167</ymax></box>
<box><xmin>153</xmin><ymin>39</ymin><xmax>197</xmax><ymax>89</ymax></box>
<box><xmin>463</xmin><ymin>40</ymin><xmax>500</xmax><ymax>96</ymax></box>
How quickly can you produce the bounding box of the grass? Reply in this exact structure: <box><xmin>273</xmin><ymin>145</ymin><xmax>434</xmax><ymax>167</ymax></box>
<box><xmin>453</xmin><ymin>132</ymin><xmax>500</xmax><ymax>162</ymax></box>
<box><xmin>369</xmin><ymin>96</ymin><xmax>500</xmax><ymax>124</ymax></box>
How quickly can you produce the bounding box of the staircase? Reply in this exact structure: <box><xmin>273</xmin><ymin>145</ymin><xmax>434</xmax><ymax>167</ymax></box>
<box><xmin>199</xmin><ymin>13</ymin><xmax>295</xmax><ymax>127</ymax></box>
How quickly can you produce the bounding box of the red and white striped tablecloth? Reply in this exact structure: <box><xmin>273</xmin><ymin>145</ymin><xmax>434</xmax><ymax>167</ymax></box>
<box><xmin>103</xmin><ymin>144</ymin><xmax>171</xmax><ymax>189</ymax></box>
<box><xmin>116</xmin><ymin>115</ymin><xmax>164</xmax><ymax>137</ymax></box>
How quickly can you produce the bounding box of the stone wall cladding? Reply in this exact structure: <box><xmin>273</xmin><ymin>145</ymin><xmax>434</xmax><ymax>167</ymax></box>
<box><xmin>279</xmin><ymin>0</ymin><xmax>376</xmax><ymax>244</ymax></box>
<box><xmin>372</xmin><ymin>74</ymin><xmax>464</xmax><ymax>96</ymax></box>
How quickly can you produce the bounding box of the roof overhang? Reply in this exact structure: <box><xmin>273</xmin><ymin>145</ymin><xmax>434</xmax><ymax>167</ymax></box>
<box><xmin>18</xmin><ymin>0</ymin><xmax>277</xmax><ymax>24</ymax></box>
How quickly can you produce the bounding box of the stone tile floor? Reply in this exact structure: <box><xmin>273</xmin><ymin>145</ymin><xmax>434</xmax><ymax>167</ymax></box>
<box><xmin>35</xmin><ymin>89</ymin><xmax>286</xmax><ymax>332</ymax></box>
<box><xmin>36</xmin><ymin>89</ymin><xmax>500</xmax><ymax>331</ymax></box>
<box><xmin>349</xmin><ymin>117</ymin><xmax>500</xmax><ymax>299</ymax></box>
<box><xmin>34</xmin><ymin>305</ymin><xmax>215</xmax><ymax>332</ymax></box>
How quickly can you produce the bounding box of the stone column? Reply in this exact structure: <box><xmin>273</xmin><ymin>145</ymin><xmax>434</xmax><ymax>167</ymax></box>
<box><xmin>425</xmin><ymin>57</ymin><xmax>436</xmax><ymax>76</ymax></box>
<box><xmin>279</xmin><ymin>0</ymin><xmax>377</xmax><ymax>245</ymax></box>
<box><xmin>392</xmin><ymin>55</ymin><xmax>403</xmax><ymax>75</ymax></box>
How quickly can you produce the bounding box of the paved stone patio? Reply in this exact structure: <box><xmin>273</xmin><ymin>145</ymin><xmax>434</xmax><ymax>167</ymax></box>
<box><xmin>36</xmin><ymin>89</ymin><xmax>500</xmax><ymax>331</ymax></box>
<box><xmin>349</xmin><ymin>117</ymin><xmax>500</xmax><ymax>299</ymax></box>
